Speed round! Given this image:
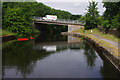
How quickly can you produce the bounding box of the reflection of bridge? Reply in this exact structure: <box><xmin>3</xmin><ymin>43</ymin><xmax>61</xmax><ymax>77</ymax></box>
<box><xmin>33</xmin><ymin>36</ymin><xmax>84</xmax><ymax>52</ymax></box>
<box><xmin>33</xmin><ymin>41</ymin><xmax>84</xmax><ymax>52</ymax></box>
<box><xmin>33</xmin><ymin>16</ymin><xmax>85</xmax><ymax>32</ymax></box>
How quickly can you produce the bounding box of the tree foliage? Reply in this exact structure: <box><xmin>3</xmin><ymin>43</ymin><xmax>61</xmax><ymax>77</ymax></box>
<box><xmin>70</xmin><ymin>15</ymin><xmax>82</xmax><ymax>20</ymax></box>
<box><xmin>102</xmin><ymin>2</ymin><xmax>120</xmax><ymax>29</ymax></box>
<box><xmin>2</xmin><ymin>2</ymin><xmax>81</xmax><ymax>36</ymax></box>
<box><xmin>3</xmin><ymin>7</ymin><xmax>32</xmax><ymax>35</ymax></box>
<box><xmin>84</xmin><ymin>1</ymin><xmax>99</xmax><ymax>29</ymax></box>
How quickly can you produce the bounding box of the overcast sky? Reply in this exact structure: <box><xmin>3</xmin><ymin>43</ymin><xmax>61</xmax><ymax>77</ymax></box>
<box><xmin>36</xmin><ymin>0</ymin><xmax>106</xmax><ymax>16</ymax></box>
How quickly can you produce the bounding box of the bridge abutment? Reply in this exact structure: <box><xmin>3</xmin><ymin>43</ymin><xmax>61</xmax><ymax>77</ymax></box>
<box><xmin>68</xmin><ymin>25</ymin><xmax>84</xmax><ymax>32</ymax></box>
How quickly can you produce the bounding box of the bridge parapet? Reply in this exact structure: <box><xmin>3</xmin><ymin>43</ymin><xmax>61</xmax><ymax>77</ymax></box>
<box><xmin>33</xmin><ymin>16</ymin><xmax>85</xmax><ymax>25</ymax></box>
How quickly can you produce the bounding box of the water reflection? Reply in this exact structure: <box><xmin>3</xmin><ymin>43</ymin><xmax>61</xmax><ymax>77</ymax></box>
<box><xmin>34</xmin><ymin>35</ymin><xmax>97</xmax><ymax>68</ymax></box>
<box><xmin>68</xmin><ymin>36</ymin><xmax>81</xmax><ymax>43</ymax></box>
<box><xmin>3</xmin><ymin>41</ymin><xmax>53</xmax><ymax>78</ymax></box>
<box><xmin>2</xmin><ymin>34</ymin><xmax>120</xmax><ymax>78</ymax></box>
<box><xmin>42</xmin><ymin>45</ymin><xmax>57</xmax><ymax>52</ymax></box>
<box><xmin>100</xmin><ymin>59</ymin><xmax>120</xmax><ymax>78</ymax></box>
<box><xmin>84</xmin><ymin>42</ymin><xmax>97</xmax><ymax>68</ymax></box>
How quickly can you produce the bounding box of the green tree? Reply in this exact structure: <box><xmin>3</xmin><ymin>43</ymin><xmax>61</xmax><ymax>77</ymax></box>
<box><xmin>103</xmin><ymin>2</ymin><xmax>120</xmax><ymax>20</ymax></box>
<box><xmin>2</xmin><ymin>2</ymin><xmax>81</xmax><ymax>36</ymax></box>
<box><xmin>103</xmin><ymin>2</ymin><xmax>120</xmax><ymax>29</ymax></box>
<box><xmin>2</xmin><ymin>7</ymin><xmax>32</xmax><ymax>35</ymax></box>
<box><xmin>85</xmin><ymin>1</ymin><xmax>99</xmax><ymax>29</ymax></box>
<box><xmin>70</xmin><ymin>15</ymin><xmax>82</xmax><ymax>20</ymax></box>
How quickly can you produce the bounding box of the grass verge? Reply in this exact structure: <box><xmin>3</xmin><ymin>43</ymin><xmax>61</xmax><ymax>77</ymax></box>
<box><xmin>0</xmin><ymin>29</ymin><xmax>15</xmax><ymax>37</ymax></box>
<box><xmin>73</xmin><ymin>28</ymin><xmax>120</xmax><ymax>43</ymax></box>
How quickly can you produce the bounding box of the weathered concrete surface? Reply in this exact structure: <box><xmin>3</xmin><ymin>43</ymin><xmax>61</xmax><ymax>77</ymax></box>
<box><xmin>68</xmin><ymin>25</ymin><xmax>84</xmax><ymax>32</ymax></box>
<box><xmin>61</xmin><ymin>32</ymin><xmax>120</xmax><ymax>72</ymax></box>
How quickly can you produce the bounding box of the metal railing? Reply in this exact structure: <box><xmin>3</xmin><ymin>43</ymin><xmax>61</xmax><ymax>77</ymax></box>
<box><xmin>33</xmin><ymin>16</ymin><xmax>85</xmax><ymax>25</ymax></box>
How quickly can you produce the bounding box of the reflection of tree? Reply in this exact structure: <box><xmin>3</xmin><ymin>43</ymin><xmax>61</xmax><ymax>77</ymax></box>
<box><xmin>2</xmin><ymin>41</ymin><xmax>53</xmax><ymax>78</ymax></box>
<box><xmin>56</xmin><ymin>40</ymin><xmax>97</xmax><ymax>68</ymax></box>
<box><xmin>100</xmin><ymin>59</ymin><xmax>120</xmax><ymax>78</ymax></box>
<box><xmin>16</xmin><ymin>61</ymin><xmax>35</xmax><ymax>78</ymax></box>
<box><xmin>83</xmin><ymin>42</ymin><xmax>97</xmax><ymax>68</ymax></box>
<box><xmin>3</xmin><ymin>33</ymin><xmax>67</xmax><ymax>78</ymax></box>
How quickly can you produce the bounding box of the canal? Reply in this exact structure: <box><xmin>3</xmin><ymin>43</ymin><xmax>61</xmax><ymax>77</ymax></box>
<box><xmin>2</xmin><ymin>33</ymin><xmax>120</xmax><ymax>78</ymax></box>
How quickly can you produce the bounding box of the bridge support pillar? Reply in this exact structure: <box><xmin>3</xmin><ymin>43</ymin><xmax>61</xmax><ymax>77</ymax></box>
<box><xmin>68</xmin><ymin>25</ymin><xmax>84</xmax><ymax>32</ymax></box>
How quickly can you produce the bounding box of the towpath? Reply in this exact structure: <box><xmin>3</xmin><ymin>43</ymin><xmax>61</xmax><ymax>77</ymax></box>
<box><xmin>91</xmin><ymin>34</ymin><xmax>120</xmax><ymax>49</ymax></box>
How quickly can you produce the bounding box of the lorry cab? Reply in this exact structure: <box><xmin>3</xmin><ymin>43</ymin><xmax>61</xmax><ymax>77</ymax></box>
<box><xmin>43</xmin><ymin>15</ymin><xmax>57</xmax><ymax>21</ymax></box>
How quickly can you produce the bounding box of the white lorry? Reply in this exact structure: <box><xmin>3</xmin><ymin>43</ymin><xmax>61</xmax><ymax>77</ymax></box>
<box><xmin>43</xmin><ymin>15</ymin><xmax>57</xmax><ymax>21</ymax></box>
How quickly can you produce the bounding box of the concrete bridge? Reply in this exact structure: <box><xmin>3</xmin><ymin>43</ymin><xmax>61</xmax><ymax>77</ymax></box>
<box><xmin>33</xmin><ymin>16</ymin><xmax>85</xmax><ymax>32</ymax></box>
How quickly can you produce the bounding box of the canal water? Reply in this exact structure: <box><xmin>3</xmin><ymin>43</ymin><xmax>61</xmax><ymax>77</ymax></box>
<box><xmin>2</xmin><ymin>33</ymin><xmax>120</xmax><ymax>78</ymax></box>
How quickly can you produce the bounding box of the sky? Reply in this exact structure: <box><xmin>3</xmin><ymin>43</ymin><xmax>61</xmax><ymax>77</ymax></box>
<box><xmin>36</xmin><ymin>0</ymin><xmax>106</xmax><ymax>16</ymax></box>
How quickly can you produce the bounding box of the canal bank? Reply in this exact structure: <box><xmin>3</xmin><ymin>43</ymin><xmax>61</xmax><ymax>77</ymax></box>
<box><xmin>0</xmin><ymin>29</ymin><xmax>16</xmax><ymax>42</ymax></box>
<box><xmin>61</xmin><ymin>32</ymin><xmax>120</xmax><ymax>72</ymax></box>
<box><xmin>1</xmin><ymin>35</ymin><xmax>16</xmax><ymax>42</ymax></box>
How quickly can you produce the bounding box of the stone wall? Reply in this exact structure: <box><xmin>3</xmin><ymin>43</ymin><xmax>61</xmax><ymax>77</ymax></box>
<box><xmin>98</xmin><ymin>26</ymin><xmax>120</xmax><ymax>38</ymax></box>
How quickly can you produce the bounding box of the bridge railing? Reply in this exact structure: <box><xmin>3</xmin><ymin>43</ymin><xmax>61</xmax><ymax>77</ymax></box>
<box><xmin>33</xmin><ymin>16</ymin><xmax>85</xmax><ymax>25</ymax></box>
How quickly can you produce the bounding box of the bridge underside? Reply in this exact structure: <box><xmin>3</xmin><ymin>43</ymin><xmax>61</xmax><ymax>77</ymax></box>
<box><xmin>35</xmin><ymin>21</ymin><xmax>68</xmax><ymax>26</ymax></box>
<box><xmin>34</xmin><ymin>20</ymin><xmax>84</xmax><ymax>32</ymax></box>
